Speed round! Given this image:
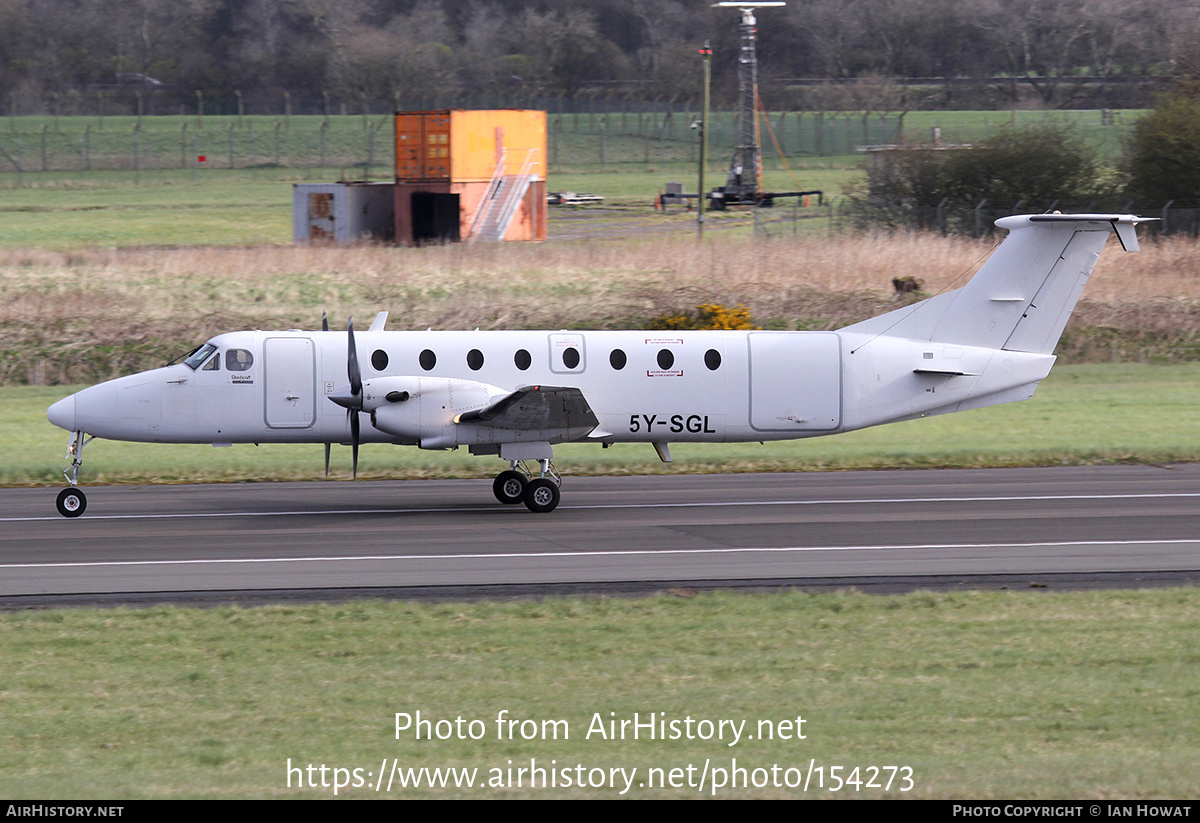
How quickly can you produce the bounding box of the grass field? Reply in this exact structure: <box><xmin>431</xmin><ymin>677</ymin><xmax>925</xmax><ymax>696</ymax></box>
<box><xmin>2</xmin><ymin>588</ymin><xmax>1198</xmax><ymax>798</ymax></box>
<box><xmin>0</xmin><ymin>163</ymin><xmax>861</xmax><ymax>249</ymax></box>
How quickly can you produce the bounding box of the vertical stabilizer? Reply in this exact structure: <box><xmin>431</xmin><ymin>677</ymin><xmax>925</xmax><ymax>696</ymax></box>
<box><xmin>840</xmin><ymin>214</ymin><xmax>1148</xmax><ymax>355</ymax></box>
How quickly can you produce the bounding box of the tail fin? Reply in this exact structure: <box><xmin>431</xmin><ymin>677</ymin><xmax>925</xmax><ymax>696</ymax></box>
<box><xmin>843</xmin><ymin>214</ymin><xmax>1149</xmax><ymax>354</ymax></box>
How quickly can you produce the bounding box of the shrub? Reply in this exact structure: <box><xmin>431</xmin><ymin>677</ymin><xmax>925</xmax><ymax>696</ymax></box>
<box><xmin>867</xmin><ymin>123</ymin><xmax>1114</xmax><ymax>209</ymax></box>
<box><xmin>1126</xmin><ymin>93</ymin><xmax>1200</xmax><ymax>205</ymax></box>
<box><xmin>648</xmin><ymin>303</ymin><xmax>758</xmax><ymax>330</ymax></box>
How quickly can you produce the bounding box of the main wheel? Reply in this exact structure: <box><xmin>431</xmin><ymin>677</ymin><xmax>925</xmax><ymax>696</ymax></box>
<box><xmin>523</xmin><ymin>478</ymin><xmax>561</xmax><ymax>513</ymax></box>
<box><xmin>56</xmin><ymin>487</ymin><xmax>87</xmax><ymax>518</ymax></box>
<box><xmin>493</xmin><ymin>470</ymin><xmax>527</xmax><ymax>505</ymax></box>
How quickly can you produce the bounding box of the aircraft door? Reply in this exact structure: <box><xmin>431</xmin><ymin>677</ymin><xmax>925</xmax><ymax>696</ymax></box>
<box><xmin>747</xmin><ymin>332</ymin><xmax>842</xmax><ymax>432</ymax></box>
<box><xmin>264</xmin><ymin>337</ymin><xmax>316</xmax><ymax>428</ymax></box>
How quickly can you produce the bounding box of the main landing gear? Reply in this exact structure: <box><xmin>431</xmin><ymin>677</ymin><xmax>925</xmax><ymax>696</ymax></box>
<box><xmin>56</xmin><ymin>431</ymin><xmax>92</xmax><ymax>518</ymax></box>
<box><xmin>492</xmin><ymin>459</ymin><xmax>562</xmax><ymax>513</ymax></box>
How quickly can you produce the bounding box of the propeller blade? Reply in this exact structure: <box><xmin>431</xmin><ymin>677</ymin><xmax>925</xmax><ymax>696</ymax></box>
<box><xmin>347</xmin><ymin>317</ymin><xmax>362</xmax><ymax>400</ymax></box>
<box><xmin>347</xmin><ymin>318</ymin><xmax>363</xmax><ymax>479</ymax></box>
<box><xmin>322</xmin><ymin>310</ymin><xmax>329</xmax><ymax>332</ymax></box>
<box><xmin>350</xmin><ymin>412</ymin><xmax>360</xmax><ymax>479</ymax></box>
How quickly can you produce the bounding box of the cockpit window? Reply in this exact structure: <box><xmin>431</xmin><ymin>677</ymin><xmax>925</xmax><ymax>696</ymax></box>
<box><xmin>226</xmin><ymin>348</ymin><xmax>254</xmax><ymax>371</ymax></box>
<box><xmin>183</xmin><ymin>343</ymin><xmax>218</xmax><ymax>371</ymax></box>
<box><xmin>202</xmin><ymin>353</ymin><xmax>220</xmax><ymax>370</ymax></box>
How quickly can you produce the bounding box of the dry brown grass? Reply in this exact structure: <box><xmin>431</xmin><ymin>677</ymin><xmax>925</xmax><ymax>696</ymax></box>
<box><xmin>3</xmin><ymin>231</ymin><xmax>1198</xmax><ymax>384</ymax></box>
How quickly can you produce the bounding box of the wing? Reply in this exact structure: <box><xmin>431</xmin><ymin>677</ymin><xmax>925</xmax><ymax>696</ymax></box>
<box><xmin>457</xmin><ymin>385</ymin><xmax>598</xmax><ymax>436</ymax></box>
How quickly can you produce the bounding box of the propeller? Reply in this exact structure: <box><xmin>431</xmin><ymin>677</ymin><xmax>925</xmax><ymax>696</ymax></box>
<box><xmin>327</xmin><ymin>316</ymin><xmax>364</xmax><ymax>479</ymax></box>
<box><xmin>322</xmin><ymin>310</ymin><xmax>330</xmax><ymax>474</ymax></box>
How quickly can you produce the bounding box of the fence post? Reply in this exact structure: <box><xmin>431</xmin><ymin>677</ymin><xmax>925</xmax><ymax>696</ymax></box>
<box><xmin>133</xmin><ymin>125</ymin><xmax>140</xmax><ymax>184</ymax></box>
<box><xmin>180</xmin><ymin>123</ymin><xmax>188</xmax><ymax>168</ymax></box>
<box><xmin>365</xmin><ymin>123</ymin><xmax>374</xmax><ymax>181</ymax></box>
<box><xmin>936</xmin><ymin>197</ymin><xmax>948</xmax><ymax>235</ymax></box>
<box><xmin>228</xmin><ymin>122</ymin><xmax>235</xmax><ymax>169</ymax></box>
<box><xmin>599</xmin><ymin>121</ymin><xmax>605</xmax><ymax>167</ymax></box>
<box><xmin>974</xmin><ymin>199</ymin><xmax>988</xmax><ymax>238</ymax></box>
<box><xmin>81</xmin><ymin>125</ymin><xmax>90</xmax><ymax>171</ymax></box>
<box><xmin>274</xmin><ymin>121</ymin><xmax>281</xmax><ymax>166</ymax></box>
<box><xmin>41</xmin><ymin>124</ymin><xmax>47</xmax><ymax>171</ymax></box>
<box><xmin>1162</xmin><ymin>200</ymin><xmax>1174</xmax><ymax>237</ymax></box>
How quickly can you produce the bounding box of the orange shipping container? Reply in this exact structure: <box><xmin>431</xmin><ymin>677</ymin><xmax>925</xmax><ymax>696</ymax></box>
<box><xmin>394</xmin><ymin>110</ymin><xmax>546</xmax><ymax>183</ymax></box>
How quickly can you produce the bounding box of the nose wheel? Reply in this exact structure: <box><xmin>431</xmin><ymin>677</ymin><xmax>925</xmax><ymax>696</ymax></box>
<box><xmin>56</xmin><ymin>487</ymin><xmax>87</xmax><ymax>518</ymax></box>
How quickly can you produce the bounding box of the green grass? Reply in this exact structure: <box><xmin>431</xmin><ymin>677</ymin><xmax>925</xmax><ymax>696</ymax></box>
<box><xmin>11</xmin><ymin>364</ymin><xmax>1200</xmax><ymax>487</ymax></box>
<box><xmin>1</xmin><ymin>588</ymin><xmax>1198</xmax><ymax>798</ymax></box>
<box><xmin>0</xmin><ymin>164</ymin><xmax>862</xmax><ymax>247</ymax></box>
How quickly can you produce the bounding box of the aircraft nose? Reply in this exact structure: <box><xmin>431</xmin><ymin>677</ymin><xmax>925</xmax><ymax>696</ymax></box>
<box><xmin>47</xmin><ymin>395</ymin><xmax>76</xmax><ymax>431</ymax></box>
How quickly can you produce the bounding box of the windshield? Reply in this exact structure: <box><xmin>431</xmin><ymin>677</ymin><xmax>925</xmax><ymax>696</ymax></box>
<box><xmin>181</xmin><ymin>342</ymin><xmax>218</xmax><ymax>371</ymax></box>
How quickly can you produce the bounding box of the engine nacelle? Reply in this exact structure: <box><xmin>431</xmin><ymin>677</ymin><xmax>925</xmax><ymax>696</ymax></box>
<box><xmin>364</xmin><ymin>376</ymin><xmax>508</xmax><ymax>449</ymax></box>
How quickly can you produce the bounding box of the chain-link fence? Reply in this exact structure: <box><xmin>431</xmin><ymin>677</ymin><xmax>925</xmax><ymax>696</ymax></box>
<box><xmin>837</xmin><ymin>199</ymin><xmax>1200</xmax><ymax>238</ymax></box>
<box><xmin>0</xmin><ymin>107</ymin><xmax>905</xmax><ymax>181</ymax></box>
<box><xmin>0</xmin><ymin>116</ymin><xmax>393</xmax><ymax>179</ymax></box>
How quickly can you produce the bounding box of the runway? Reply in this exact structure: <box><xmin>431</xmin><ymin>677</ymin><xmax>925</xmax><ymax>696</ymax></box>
<box><xmin>3</xmin><ymin>464</ymin><xmax>1200</xmax><ymax>605</ymax></box>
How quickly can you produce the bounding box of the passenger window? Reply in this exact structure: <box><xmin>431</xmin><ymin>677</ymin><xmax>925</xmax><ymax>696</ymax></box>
<box><xmin>562</xmin><ymin>347</ymin><xmax>581</xmax><ymax>369</ymax></box>
<box><xmin>467</xmin><ymin>349</ymin><xmax>484</xmax><ymax>370</ymax></box>
<box><xmin>419</xmin><ymin>349</ymin><xmax>436</xmax><ymax>371</ymax></box>
<box><xmin>657</xmin><ymin>349</ymin><xmax>675</xmax><ymax>370</ymax></box>
<box><xmin>226</xmin><ymin>349</ymin><xmax>254</xmax><ymax>371</ymax></box>
<box><xmin>609</xmin><ymin>349</ymin><xmax>627</xmax><ymax>370</ymax></box>
<box><xmin>514</xmin><ymin>349</ymin><xmax>532</xmax><ymax>371</ymax></box>
<box><xmin>371</xmin><ymin>349</ymin><xmax>389</xmax><ymax>371</ymax></box>
<box><xmin>705</xmin><ymin>349</ymin><xmax>722</xmax><ymax>370</ymax></box>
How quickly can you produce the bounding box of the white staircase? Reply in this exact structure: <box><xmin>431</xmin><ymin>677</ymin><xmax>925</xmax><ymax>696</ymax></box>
<box><xmin>469</xmin><ymin>148</ymin><xmax>539</xmax><ymax>243</ymax></box>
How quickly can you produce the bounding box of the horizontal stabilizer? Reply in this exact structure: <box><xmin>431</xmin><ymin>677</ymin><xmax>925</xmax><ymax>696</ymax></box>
<box><xmin>913</xmin><ymin>368</ymin><xmax>977</xmax><ymax>376</ymax></box>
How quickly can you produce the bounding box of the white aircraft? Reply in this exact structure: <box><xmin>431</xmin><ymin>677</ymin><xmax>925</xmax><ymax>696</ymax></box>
<box><xmin>47</xmin><ymin>214</ymin><xmax>1147</xmax><ymax>517</ymax></box>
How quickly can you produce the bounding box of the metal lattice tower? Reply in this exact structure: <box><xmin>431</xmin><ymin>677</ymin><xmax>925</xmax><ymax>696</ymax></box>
<box><xmin>715</xmin><ymin>2</ymin><xmax>784</xmax><ymax>204</ymax></box>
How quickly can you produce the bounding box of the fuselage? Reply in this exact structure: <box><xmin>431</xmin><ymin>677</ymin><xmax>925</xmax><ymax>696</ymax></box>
<box><xmin>46</xmin><ymin>326</ymin><xmax>1057</xmax><ymax>451</ymax></box>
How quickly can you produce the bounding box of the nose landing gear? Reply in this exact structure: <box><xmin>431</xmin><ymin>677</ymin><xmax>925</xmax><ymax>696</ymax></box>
<box><xmin>56</xmin><ymin>431</ymin><xmax>92</xmax><ymax>518</ymax></box>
